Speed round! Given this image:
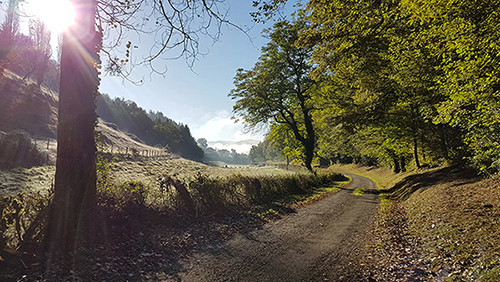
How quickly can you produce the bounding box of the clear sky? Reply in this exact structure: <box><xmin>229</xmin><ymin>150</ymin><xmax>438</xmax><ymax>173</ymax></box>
<box><xmin>98</xmin><ymin>1</ymin><xmax>290</xmax><ymax>144</ymax></box>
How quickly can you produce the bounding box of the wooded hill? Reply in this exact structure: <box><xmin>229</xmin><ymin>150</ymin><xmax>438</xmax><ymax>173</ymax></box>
<box><xmin>0</xmin><ymin>69</ymin><xmax>204</xmax><ymax>163</ymax></box>
<box><xmin>96</xmin><ymin>94</ymin><xmax>204</xmax><ymax>161</ymax></box>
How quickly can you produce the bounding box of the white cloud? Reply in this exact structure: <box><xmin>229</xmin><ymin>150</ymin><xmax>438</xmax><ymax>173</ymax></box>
<box><xmin>191</xmin><ymin>111</ymin><xmax>264</xmax><ymax>142</ymax></box>
<box><xmin>208</xmin><ymin>140</ymin><xmax>261</xmax><ymax>155</ymax></box>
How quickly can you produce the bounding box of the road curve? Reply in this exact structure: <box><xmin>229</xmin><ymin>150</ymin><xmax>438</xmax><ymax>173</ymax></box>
<box><xmin>165</xmin><ymin>173</ymin><xmax>379</xmax><ymax>282</ymax></box>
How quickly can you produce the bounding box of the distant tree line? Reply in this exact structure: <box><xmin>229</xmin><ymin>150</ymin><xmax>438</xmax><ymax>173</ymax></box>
<box><xmin>196</xmin><ymin>138</ymin><xmax>249</xmax><ymax>165</ymax></box>
<box><xmin>96</xmin><ymin>94</ymin><xmax>204</xmax><ymax>161</ymax></box>
<box><xmin>248</xmin><ymin>139</ymin><xmax>283</xmax><ymax>165</ymax></box>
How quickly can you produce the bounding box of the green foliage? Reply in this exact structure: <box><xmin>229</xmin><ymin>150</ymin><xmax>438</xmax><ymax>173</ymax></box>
<box><xmin>298</xmin><ymin>0</ymin><xmax>495</xmax><ymax>172</ymax></box>
<box><xmin>96</xmin><ymin>143</ymin><xmax>118</xmax><ymax>192</ymax></box>
<box><xmin>352</xmin><ymin>188</ymin><xmax>366</xmax><ymax>196</ymax></box>
<box><xmin>229</xmin><ymin>19</ymin><xmax>317</xmax><ymax>171</ymax></box>
<box><xmin>248</xmin><ymin>139</ymin><xmax>283</xmax><ymax>164</ymax></box>
<box><xmin>397</xmin><ymin>0</ymin><xmax>500</xmax><ymax>173</ymax></box>
<box><xmin>0</xmin><ymin>192</ymin><xmax>52</xmax><ymax>252</ymax></box>
<box><xmin>267</xmin><ymin>123</ymin><xmax>303</xmax><ymax>164</ymax></box>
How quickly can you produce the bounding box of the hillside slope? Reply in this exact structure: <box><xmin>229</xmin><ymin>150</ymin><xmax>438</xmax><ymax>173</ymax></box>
<box><xmin>0</xmin><ymin>70</ymin><xmax>58</xmax><ymax>138</ymax></box>
<box><xmin>96</xmin><ymin>94</ymin><xmax>204</xmax><ymax>161</ymax></box>
<box><xmin>402</xmin><ymin>168</ymin><xmax>500</xmax><ymax>281</ymax></box>
<box><xmin>0</xmin><ymin>70</ymin><xmax>202</xmax><ymax>161</ymax></box>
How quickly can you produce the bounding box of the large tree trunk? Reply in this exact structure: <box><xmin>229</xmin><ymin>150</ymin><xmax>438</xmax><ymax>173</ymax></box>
<box><xmin>46</xmin><ymin>0</ymin><xmax>100</xmax><ymax>261</ymax></box>
<box><xmin>299</xmin><ymin>95</ymin><xmax>315</xmax><ymax>172</ymax></box>
<box><xmin>413</xmin><ymin>136</ymin><xmax>420</xmax><ymax>168</ymax></box>
<box><xmin>438</xmin><ymin>123</ymin><xmax>449</xmax><ymax>159</ymax></box>
<box><xmin>392</xmin><ymin>157</ymin><xmax>401</xmax><ymax>173</ymax></box>
<box><xmin>303</xmin><ymin>138</ymin><xmax>315</xmax><ymax>172</ymax></box>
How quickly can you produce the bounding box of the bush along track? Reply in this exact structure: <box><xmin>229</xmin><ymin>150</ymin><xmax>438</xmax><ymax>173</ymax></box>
<box><xmin>0</xmin><ymin>167</ymin><xmax>348</xmax><ymax>280</ymax></box>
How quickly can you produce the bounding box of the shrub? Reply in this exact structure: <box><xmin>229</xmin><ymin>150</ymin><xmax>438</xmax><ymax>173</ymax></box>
<box><xmin>182</xmin><ymin>172</ymin><xmax>347</xmax><ymax>214</ymax></box>
<box><xmin>0</xmin><ymin>130</ymin><xmax>50</xmax><ymax>169</ymax></box>
<box><xmin>0</xmin><ymin>192</ymin><xmax>52</xmax><ymax>255</ymax></box>
<box><xmin>98</xmin><ymin>180</ymin><xmax>147</xmax><ymax>209</ymax></box>
<box><xmin>189</xmin><ymin>174</ymin><xmax>239</xmax><ymax>213</ymax></box>
<box><xmin>96</xmin><ymin>148</ymin><xmax>118</xmax><ymax>192</ymax></box>
<box><xmin>97</xmin><ymin>170</ymin><xmax>347</xmax><ymax>220</ymax></box>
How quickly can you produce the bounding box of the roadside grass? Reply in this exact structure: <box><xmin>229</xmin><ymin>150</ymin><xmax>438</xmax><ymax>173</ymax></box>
<box><xmin>277</xmin><ymin>182</ymin><xmax>346</xmax><ymax>209</ymax></box>
<box><xmin>1</xmin><ymin>159</ymin><xmax>349</xmax><ymax>279</ymax></box>
<box><xmin>405</xmin><ymin>170</ymin><xmax>500</xmax><ymax>281</ymax></box>
<box><xmin>328</xmin><ymin>163</ymin><xmax>417</xmax><ymax>192</ymax></box>
<box><xmin>335</xmin><ymin>163</ymin><xmax>500</xmax><ymax>281</ymax></box>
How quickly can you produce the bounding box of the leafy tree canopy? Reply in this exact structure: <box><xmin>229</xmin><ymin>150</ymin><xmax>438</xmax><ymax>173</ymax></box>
<box><xmin>229</xmin><ymin>19</ymin><xmax>318</xmax><ymax>171</ymax></box>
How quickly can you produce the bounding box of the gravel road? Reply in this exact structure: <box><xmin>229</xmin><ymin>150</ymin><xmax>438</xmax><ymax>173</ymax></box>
<box><xmin>166</xmin><ymin>173</ymin><xmax>379</xmax><ymax>282</ymax></box>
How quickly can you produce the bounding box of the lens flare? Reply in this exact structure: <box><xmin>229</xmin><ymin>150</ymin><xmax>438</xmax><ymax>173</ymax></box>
<box><xmin>28</xmin><ymin>0</ymin><xmax>76</xmax><ymax>33</ymax></box>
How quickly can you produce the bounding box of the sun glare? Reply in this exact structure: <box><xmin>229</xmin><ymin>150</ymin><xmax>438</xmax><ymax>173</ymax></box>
<box><xmin>28</xmin><ymin>0</ymin><xmax>76</xmax><ymax>33</ymax></box>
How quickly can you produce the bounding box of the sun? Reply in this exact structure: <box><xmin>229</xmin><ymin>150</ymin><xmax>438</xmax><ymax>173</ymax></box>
<box><xmin>27</xmin><ymin>0</ymin><xmax>76</xmax><ymax>33</ymax></box>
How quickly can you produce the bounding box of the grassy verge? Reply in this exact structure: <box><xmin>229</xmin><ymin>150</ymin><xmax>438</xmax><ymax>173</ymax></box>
<box><xmin>335</xmin><ymin>164</ymin><xmax>500</xmax><ymax>281</ymax></box>
<box><xmin>404</xmin><ymin>169</ymin><xmax>500</xmax><ymax>281</ymax></box>
<box><xmin>1</xmin><ymin>161</ymin><xmax>348</xmax><ymax>280</ymax></box>
<box><xmin>328</xmin><ymin>163</ymin><xmax>417</xmax><ymax>192</ymax></box>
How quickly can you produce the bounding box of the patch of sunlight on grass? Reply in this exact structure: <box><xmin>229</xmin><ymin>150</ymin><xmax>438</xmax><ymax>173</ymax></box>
<box><xmin>352</xmin><ymin>188</ymin><xmax>365</xmax><ymax>196</ymax></box>
<box><xmin>328</xmin><ymin>163</ymin><xmax>416</xmax><ymax>192</ymax></box>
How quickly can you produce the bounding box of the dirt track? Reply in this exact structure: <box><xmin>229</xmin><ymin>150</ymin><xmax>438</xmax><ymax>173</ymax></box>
<box><xmin>164</xmin><ymin>173</ymin><xmax>379</xmax><ymax>281</ymax></box>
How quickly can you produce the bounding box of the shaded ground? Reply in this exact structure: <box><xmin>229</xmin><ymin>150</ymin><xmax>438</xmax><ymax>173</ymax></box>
<box><xmin>0</xmin><ymin>166</ymin><xmax>377</xmax><ymax>281</ymax></box>
<box><xmin>341</xmin><ymin>165</ymin><xmax>500</xmax><ymax>281</ymax></box>
<box><xmin>148</xmin><ymin>173</ymin><xmax>379</xmax><ymax>282</ymax></box>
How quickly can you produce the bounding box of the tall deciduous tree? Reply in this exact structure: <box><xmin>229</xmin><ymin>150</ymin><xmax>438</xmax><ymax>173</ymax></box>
<box><xmin>26</xmin><ymin>19</ymin><xmax>52</xmax><ymax>87</ymax></box>
<box><xmin>0</xmin><ymin>0</ymin><xmax>19</xmax><ymax>75</ymax></box>
<box><xmin>254</xmin><ymin>0</ymin><xmax>499</xmax><ymax>174</ymax></box>
<box><xmin>299</xmin><ymin>0</ymin><xmax>456</xmax><ymax>171</ymax></box>
<box><xmin>47</xmin><ymin>0</ymin><xmax>242</xmax><ymax>261</ymax></box>
<box><xmin>401</xmin><ymin>0</ymin><xmax>500</xmax><ymax>173</ymax></box>
<box><xmin>46</xmin><ymin>0</ymin><xmax>101</xmax><ymax>260</ymax></box>
<box><xmin>229</xmin><ymin>20</ymin><xmax>317</xmax><ymax>171</ymax></box>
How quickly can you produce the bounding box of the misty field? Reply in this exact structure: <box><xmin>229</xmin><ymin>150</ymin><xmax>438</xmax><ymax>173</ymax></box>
<box><xmin>0</xmin><ymin>158</ymin><xmax>305</xmax><ymax>197</ymax></box>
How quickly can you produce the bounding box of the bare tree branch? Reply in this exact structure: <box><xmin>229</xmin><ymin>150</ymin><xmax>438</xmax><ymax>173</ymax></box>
<box><xmin>97</xmin><ymin>0</ymin><xmax>251</xmax><ymax>81</ymax></box>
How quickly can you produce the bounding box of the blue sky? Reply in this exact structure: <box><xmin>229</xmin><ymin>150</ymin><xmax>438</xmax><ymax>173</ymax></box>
<box><xmin>98</xmin><ymin>1</ymin><xmax>292</xmax><ymax>145</ymax></box>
